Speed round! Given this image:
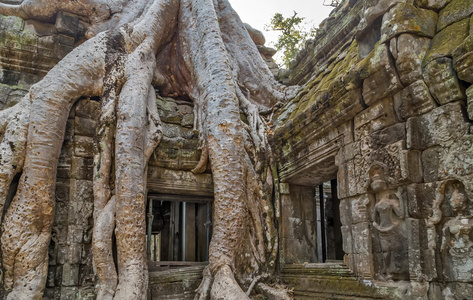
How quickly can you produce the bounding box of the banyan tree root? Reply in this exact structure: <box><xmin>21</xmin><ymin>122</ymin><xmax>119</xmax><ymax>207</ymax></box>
<box><xmin>0</xmin><ymin>0</ymin><xmax>298</xmax><ymax>299</ymax></box>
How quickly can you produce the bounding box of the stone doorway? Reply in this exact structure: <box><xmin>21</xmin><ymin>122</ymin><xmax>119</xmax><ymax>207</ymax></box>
<box><xmin>280</xmin><ymin>179</ymin><xmax>344</xmax><ymax>264</ymax></box>
<box><xmin>146</xmin><ymin>194</ymin><xmax>212</xmax><ymax>270</ymax></box>
<box><xmin>315</xmin><ymin>179</ymin><xmax>343</xmax><ymax>262</ymax></box>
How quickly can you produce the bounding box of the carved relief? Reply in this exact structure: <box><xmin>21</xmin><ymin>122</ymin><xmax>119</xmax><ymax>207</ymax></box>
<box><xmin>429</xmin><ymin>180</ymin><xmax>473</xmax><ymax>283</ymax></box>
<box><xmin>366</xmin><ymin>163</ymin><xmax>408</xmax><ymax>280</ymax></box>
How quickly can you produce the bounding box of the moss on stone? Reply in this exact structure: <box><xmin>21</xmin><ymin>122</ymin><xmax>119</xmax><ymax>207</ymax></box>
<box><xmin>423</xmin><ymin>17</ymin><xmax>470</xmax><ymax>66</ymax></box>
<box><xmin>438</xmin><ymin>0</ymin><xmax>473</xmax><ymax>31</ymax></box>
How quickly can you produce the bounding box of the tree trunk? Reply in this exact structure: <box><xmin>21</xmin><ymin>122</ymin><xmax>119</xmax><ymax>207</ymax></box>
<box><xmin>0</xmin><ymin>0</ymin><xmax>295</xmax><ymax>299</ymax></box>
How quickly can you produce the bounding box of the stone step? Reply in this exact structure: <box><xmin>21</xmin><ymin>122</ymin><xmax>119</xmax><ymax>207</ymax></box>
<box><xmin>148</xmin><ymin>265</ymin><xmax>205</xmax><ymax>300</ymax></box>
<box><xmin>281</xmin><ymin>263</ymin><xmax>385</xmax><ymax>299</ymax></box>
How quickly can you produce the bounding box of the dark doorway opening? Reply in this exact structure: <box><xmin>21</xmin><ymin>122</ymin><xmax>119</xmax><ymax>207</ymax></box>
<box><xmin>316</xmin><ymin>179</ymin><xmax>343</xmax><ymax>262</ymax></box>
<box><xmin>146</xmin><ymin>194</ymin><xmax>212</xmax><ymax>270</ymax></box>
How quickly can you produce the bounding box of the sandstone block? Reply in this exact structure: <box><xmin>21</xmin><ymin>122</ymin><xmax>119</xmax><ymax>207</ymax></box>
<box><xmin>74</xmin><ymin>135</ymin><xmax>94</xmax><ymax>158</ymax></box>
<box><xmin>71</xmin><ymin>156</ymin><xmax>93</xmax><ymax>180</ymax></box>
<box><xmin>407</xmin><ymin>102</ymin><xmax>470</xmax><ymax>149</ymax></box>
<box><xmin>380</xmin><ymin>3</ymin><xmax>437</xmax><ymax>43</ymax></box>
<box><xmin>346</xmin><ymin>160</ymin><xmax>363</xmax><ymax>197</ymax></box>
<box><xmin>60</xmin><ymin>286</ymin><xmax>78</xmax><ymax>299</ymax></box>
<box><xmin>361</xmin><ymin>123</ymin><xmax>406</xmax><ymax>151</ymax></box>
<box><xmin>55</xmin><ymin>181</ymin><xmax>70</xmax><ymax>203</ymax></box>
<box><xmin>415</xmin><ymin>0</ymin><xmax>451</xmax><ymax>10</ymax></box>
<box><xmin>337</xmin><ymin>163</ymin><xmax>349</xmax><ymax>199</ymax></box>
<box><xmin>47</xmin><ymin>266</ymin><xmax>56</xmax><ymax>287</ymax></box>
<box><xmin>362</xmin><ymin>53</ymin><xmax>403</xmax><ymax>106</ymax></box>
<box><xmin>339</xmin><ymin>199</ymin><xmax>351</xmax><ymax>226</ymax></box>
<box><xmin>407</xmin><ymin>182</ymin><xmax>437</xmax><ymax>218</ymax></box>
<box><xmin>422</xmin><ymin>146</ymin><xmax>442</xmax><ymax>182</ymax></box>
<box><xmin>467</xmin><ymin>85</ymin><xmax>473</xmax><ymax>120</ymax></box>
<box><xmin>67</xmin><ymin>242</ymin><xmax>83</xmax><ymax>265</ymax></box>
<box><xmin>74</xmin><ymin>116</ymin><xmax>96</xmax><ymax>137</ymax></box>
<box><xmin>453</xmin><ymin>35</ymin><xmax>473</xmax><ymax>83</ymax></box>
<box><xmin>350</xmin><ymin>195</ymin><xmax>371</xmax><ymax>225</ymax></box>
<box><xmin>70</xmin><ymin>179</ymin><xmax>93</xmax><ymax>203</ymax></box>
<box><xmin>6</xmin><ymin>88</ymin><xmax>27</xmax><ymax>107</ymax></box>
<box><xmin>437</xmin><ymin>0</ymin><xmax>473</xmax><ymax>31</ymax></box>
<box><xmin>395</xmin><ymin>34</ymin><xmax>431</xmax><ymax>86</ymax></box>
<box><xmin>362</xmin><ymin>80</ymin><xmax>397</xmax><ymax>112</ymax></box>
<box><xmin>279</xmin><ymin>183</ymin><xmax>290</xmax><ymax>195</ymax></box>
<box><xmin>68</xmin><ymin>201</ymin><xmax>93</xmax><ymax>227</ymax></box>
<box><xmin>423</xmin><ymin>57</ymin><xmax>466</xmax><ymax>105</ymax></box>
<box><xmin>54</xmin><ymin>213</ymin><xmax>68</xmax><ymax>240</ymax></box>
<box><xmin>335</xmin><ymin>142</ymin><xmax>361</xmax><ymax>165</ymax></box>
<box><xmin>62</xmin><ymin>264</ymin><xmax>79</xmax><ymax>287</ymax></box>
<box><xmin>74</xmin><ymin>99</ymin><xmax>99</xmax><ymax>119</ymax></box>
<box><xmin>55</xmin><ymin>11</ymin><xmax>79</xmax><ymax>37</ymax></box>
<box><xmin>424</xmin><ymin>18</ymin><xmax>470</xmax><ymax>67</ymax></box>
<box><xmin>341</xmin><ymin>225</ymin><xmax>354</xmax><ymax>254</ymax></box>
<box><xmin>400</xmin><ymin>150</ymin><xmax>423</xmax><ymax>184</ymax></box>
<box><xmin>406</xmin><ymin>218</ymin><xmax>423</xmax><ymax>281</ymax></box>
<box><xmin>24</xmin><ymin>19</ymin><xmax>56</xmax><ymax>36</ymax></box>
<box><xmin>0</xmin><ymin>85</ymin><xmax>10</xmax><ymax>107</ymax></box>
<box><xmin>437</xmin><ymin>135</ymin><xmax>473</xmax><ymax>180</ymax></box>
<box><xmin>353</xmin><ymin>222</ymin><xmax>372</xmax><ymax>254</ymax></box>
<box><xmin>394</xmin><ymin>80</ymin><xmax>437</xmax><ymax>121</ymax></box>
<box><xmin>354</xmin><ymin>253</ymin><xmax>374</xmax><ymax>278</ymax></box>
<box><xmin>354</xmin><ymin>97</ymin><xmax>398</xmax><ymax>140</ymax></box>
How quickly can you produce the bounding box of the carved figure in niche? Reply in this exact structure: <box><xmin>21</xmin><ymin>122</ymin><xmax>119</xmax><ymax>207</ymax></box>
<box><xmin>439</xmin><ymin>181</ymin><xmax>473</xmax><ymax>282</ymax></box>
<box><xmin>367</xmin><ymin>163</ymin><xmax>408</xmax><ymax>280</ymax></box>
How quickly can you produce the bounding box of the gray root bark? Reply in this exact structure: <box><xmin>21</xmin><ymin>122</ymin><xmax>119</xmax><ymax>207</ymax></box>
<box><xmin>0</xmin><ymin>0</ymin><xmax>296</xmax><ymax>299</ymax></box>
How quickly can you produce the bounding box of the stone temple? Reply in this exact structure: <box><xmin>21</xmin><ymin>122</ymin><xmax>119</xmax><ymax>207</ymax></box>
<box><xmin>1</xmin><ymin>0</ymin><xmax>473</xmax><ymax>299</ymax></box>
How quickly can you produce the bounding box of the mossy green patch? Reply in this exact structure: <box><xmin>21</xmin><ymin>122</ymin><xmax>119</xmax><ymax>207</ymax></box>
<box><xmin>423</xmin><ymin>17</ymin><xmax>470</xmax><ymax>66</ymax></box>
<box><xmin>438</xmin><ymin>0</ymin><xmax>473</xmax><ymax>31</ymax></box>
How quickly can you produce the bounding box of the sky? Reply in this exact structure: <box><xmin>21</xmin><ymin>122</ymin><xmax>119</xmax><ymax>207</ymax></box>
<box><xmin>229</xmin><ymin>0</ymin><xmax>335</xmax><ymax>48</ymax></box>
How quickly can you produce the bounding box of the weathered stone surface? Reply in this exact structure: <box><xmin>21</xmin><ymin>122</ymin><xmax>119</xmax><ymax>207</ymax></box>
<box><xmin>358</xmin><ymin>0</ymin><xmax>405</xmax><ymax>34</ymax></box>
<box><xmin>341</xmin><ymin>225</ymin><xmax>354</xmax><ymax>254</ymax></box>
<box><xmin>437</xmin><ymin>135</ymin><xmax>473</xmax><ymax>181</ymax></box>
<box><xmin>62</xmin><ymin>264</ymin><xmax>80</xmax><ymax>287</ymax></box>
<box><xmin>0</xmin><ymin>85</ymin><xmax>10</xmax><ymax>109</ymax></box>
<box><xmin>407</xmin><ymin>102</ymin><xmax>470</xmax><ymax>149</ymax></box>
<box><xmin>354</xmin><ymin>97</ymin><xmax>397</xmax><ymax>140</ymax></box>
<box><xmin>70</xmin><ymin>179</ymin><xmax>93</xmax><ymax>204</ymax></box>
<box><xmin>467</xmin><ymin>85</ymin><xmax>473</xmax><ymax>120</ymax></box>
<box><xmin>24</xmin><ymin>19</ymin><xmax>56</xmax><ymax>36</ymax></box>
<box><xmin>353</xmin><ymin>222</ymin><xmax>372</xmax><ymax>254</ymax></box>
<box><xmin>437</xmin><ymin>0</ymin><xmax>473</xmax><ymax>31</ymax></box>
<box><xmin>362</xmin><ymin>45</ymin><xmax>403</xmax><ymax>106</ymax></box>
<box><xmin>244</xmin><ymin>23</ymin><xmax>265</xmax><ymax>46</ymax></box>
<box><xmin>380</xmin><ymin>3</ymin><xmax>437</xmax><ymax>44</ymax></box>
<box><xmin>393</xmin><ymin>80</ymin><xmax>437</xmax><ymax>121</ymax></box>
<box><xmin>74</xmin><ymin>117</ymin><xmax>96</xmax><ymax>137</ymax></box>
<box><xmin>453</xmin><ymin>35</ymin><xmax>473</xmax><ymax>83</ymax></box>
<box><xmin>350</xmin><ymin>195</ymin><xmax>371</xmax><ymax>225</ymax></box>
<box><xmin>422</xmin><ymin>146</ymin><xmax>442</xmax><ymax>182</ymax></box>
<box><xmin>415</xmin><ymin>0</ymin><xmax>452</xmax><ymax>10</ymax></box>
<box><xmin>73</xmin><ymin>136</ymin><xmax>94</xmax><ymax>158</ymax></box>
<box><xmin>423</xmin><ymin>57</ymin><xmax>466</xmax><ymax>105</ymax></box>
<box><xmin>407</xmin><ymin>182</ymin><xmax>437</xmax><ymax>218</ymax></box>
<box><xmin>424</xmin><ymin>18</ymin><xmax>470</xmax><ymax>66</ymax></box>
<box><xmin>55</xmin><ymin>12</ymin><xmax>80</xmax><ymax>37</ymax></box>
<box><xmin>361</xmin><ymin>123</ymin><xmax>407</xmax><ymax>151</ymax></box>
<box><xmin>336</xmin><ymin>141</ymin><xmax>361</xmax><ymax>165</ymax></box>
<box><xmin>395</xmin><ymin>34</ymin><xmax>431</xmax><ymax>86</ymax></box>
<box><xmin>71</xmin><ymin>156</ymin><xmax>93</xmax><ymax>181</ymax></box>
<box><xmin>74</xmin><ymin>99</ymin><xmax>99</xmax><ymax>119</ymax></box>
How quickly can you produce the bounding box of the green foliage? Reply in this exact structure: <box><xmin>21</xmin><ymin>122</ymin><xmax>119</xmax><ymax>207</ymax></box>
<box><xmin>266</xmin><ymin>11</ymin><xmax>315</xmax><ymax>68</ymax></box>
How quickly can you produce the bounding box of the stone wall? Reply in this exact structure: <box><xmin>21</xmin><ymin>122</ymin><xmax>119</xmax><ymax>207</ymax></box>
<box><xmin>273</xmin><ymin>0</ymin><xmax>473</xmax><ymax>297</ymax></box>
